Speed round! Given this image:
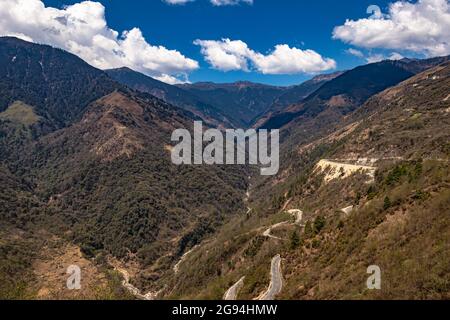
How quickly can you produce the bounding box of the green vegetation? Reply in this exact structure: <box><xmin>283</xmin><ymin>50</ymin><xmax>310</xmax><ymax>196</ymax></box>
<box><xmin>0</xmin><ymin>38</ymin><xmax>449</xmax><ymax>300</ymax></box>
<box><xmin>0</xmin><ymin>235</ymin><xmax>37</xmax><ymax>300</ymax></box>
<box><xmin>164</xmin><ymin>63</ymin><xmax>450</xmax><ymax>300</ymax></box>
<box><xmin>289</xmin><ymin>231</ymin><xmax>300</xmax><ymax>250</ymax></box>
<box><xmin>280</xmin><ymin>160</ymin><xmax>450</xmax><ymax>300</ymax></box>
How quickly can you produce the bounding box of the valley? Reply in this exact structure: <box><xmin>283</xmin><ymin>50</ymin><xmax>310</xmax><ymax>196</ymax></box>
<box><xmin>0</xmin><ymin>36</ymin><xmax>449</xmax><ymax>301</ymax></box>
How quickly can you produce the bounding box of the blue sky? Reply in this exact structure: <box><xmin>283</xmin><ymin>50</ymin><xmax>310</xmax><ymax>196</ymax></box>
<box><xmin>8</xmin><ymin>0</ymin><xmax>448</xmax><ymax>85</ymax></box>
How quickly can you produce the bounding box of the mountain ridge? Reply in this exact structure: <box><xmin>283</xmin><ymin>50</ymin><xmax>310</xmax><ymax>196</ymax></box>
<box><xmin>260</xmin><ymin>56</ymin><xmax>450</xmax><ymax>131</ymax></box>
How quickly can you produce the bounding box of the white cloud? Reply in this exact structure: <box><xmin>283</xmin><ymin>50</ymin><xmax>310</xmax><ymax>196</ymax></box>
<box><xmin>210</xmin><ymin>0</ymin><xmax>253</xmax><ymax>5</ymax></box>
<box><xmin>333</xmin><ymin>0</ymin><xmax>450</xmax><ymax>57</ymax></box>
<box><xmin>346</xmin><ymin>48</ymin><xmax>364</xmax><ymax>58</ymax></box>
<box><xmin>154</xmin><ymin>73</ymin><xmax>190</xmax><ymax>85</ymax></box>
<box><xmin>347</xmin><ymin>48</ymin><xmax>404</xmax><ymax>63</ymax></box>
<box><xmin>194</xmin><ymin>38</ymin><xmax>336</xmax><ymax>74</ymax></box>
<box><xmin>364</xmin><ymin>51</ymin><xmax>405</xmax><ymax>63</ymax></box>
<box><xmin>366</xmin><ymin>54</ymin><xmax>386</xmax><ymax>64</ymax></box>
<box><xmin>0</xmin><ymin>0</ymin><xmax>199</xmax><ymax>83</ymax></box>
<box><xmin>163</xmin><ymin>0</ymin><xmax>195</xmax><ymax>5</ymax></box>
<box><xmin>194</xmin><ymin>39</ymin><xmax>252</xmax><ymax>71</ymax></box>
<box><xmin>163</xmin><ymin>0</ymin><xmax>253</xmax><ymax>5</ymax></box>
<box><xmin>388</xmin><ymin>52</ymin><xmax>404</xmax><ymax>60</ymax></box>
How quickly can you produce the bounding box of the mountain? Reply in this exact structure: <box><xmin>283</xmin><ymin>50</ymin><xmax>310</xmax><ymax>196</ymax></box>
<box><xmin>163</xmin><ymin>61</ymin><xmax>450</xmax><ymax>300</ymax></box>
<box><xmin>272</xmin><ymin>71</ymin><xmax>344</xmax><ymax>110</ymax></box>
<box><xmin>21</xmin><ymin>88</ymin><xmax>248</xmax><ymax>262</ymax></box>
<box><xmin>106</xmin><ymin>67</ymin><xmax>234</xmax><ymax>128</ymax></box>
<box><xmin>107</xmin><ymin>68</ymin><xmax>343</xmax><ymax>129</ymax></box>
<box><xmin>254</xmin><ymin>71</ymin><xmax>344</xmax><ymax>127</ymax></box>
<box><xmin>1</xmin><ymin>36</ymin><xmax>449</xmax><ymax>300</ymax></box>
<box><xmin>0</xmin><ymin>37</ymin><xmax>120</xmax><ymax>131</ymax></box>
<box><xmin>178</xmin><ymin>81</ymin><xmax>287</xmax><ymax>127</ymax></box>
<box><xmin>260</xmin><ymin>57</ymin><xmax>450</xmax><ymax>131</ymax></box>
<box><xmin>0</xmin><ymin>38</ymin><xmax>249</xmax><ymax>299</ymax></box>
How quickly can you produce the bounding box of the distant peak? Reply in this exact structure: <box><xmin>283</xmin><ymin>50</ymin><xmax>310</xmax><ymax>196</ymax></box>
<box><xmin>233</xmin><ymin>81</ymin><xmax>256</xmax><ymax>85</ymax></box>
<box><xmin>399</xmin><ymin>57</ymin><xmax>418</xmax><ymax>63</ymax></box>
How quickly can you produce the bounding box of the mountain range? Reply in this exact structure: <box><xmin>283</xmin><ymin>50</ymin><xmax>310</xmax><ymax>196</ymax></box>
<box><xmin>0</xmin><ymin>36</ymin><xmax>449</xmax><ymax>300</ymax></box>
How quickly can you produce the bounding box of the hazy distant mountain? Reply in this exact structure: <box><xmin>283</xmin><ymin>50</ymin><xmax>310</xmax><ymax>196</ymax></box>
<box><xmin>106</xmin><ymin>67</ymin><xmax>234</xmax><ymax>128</ymax></box>
<box><xmin>178</xmin><ymin>81</ymin><xmax>287</xmax><ymax>127</ymax></box>
<box><xmin>107</xmin><ymin>67</ymin><xmax>344</xmax><ymax>129</ymax></box>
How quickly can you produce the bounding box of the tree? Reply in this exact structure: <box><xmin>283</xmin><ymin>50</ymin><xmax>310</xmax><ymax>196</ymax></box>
<box><xmin>383</xmin><ymin>196</ymin><xmax>392</xmax><ymax>210</ymax></box>
<box><xmin>290</xmin><ymin>231</ymin><xmax>300</xmax><ymax>250</ymax></box>
<box><xmin>314</xmin><ymin>216</ymin><xmax>326</xmax><ymax>234</ymax></box>
<box><xmin>304</xmin><ymin>221</ymin><xmax>313</xmax><ymax>238</ymax></box>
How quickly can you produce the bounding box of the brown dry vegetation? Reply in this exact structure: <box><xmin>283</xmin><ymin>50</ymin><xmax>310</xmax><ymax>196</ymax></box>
<box><xmin>165</xmin><ymin>63</ymin><xmax>450</xmax><ymax>300</ymax></box>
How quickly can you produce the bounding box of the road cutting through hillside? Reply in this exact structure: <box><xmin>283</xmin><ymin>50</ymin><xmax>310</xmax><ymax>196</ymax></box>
<box><xmin>116</xmin><ymin>268</ymin><xmax>161</xmax><ymax>300</ymax></box>
<box><xmin>173</xmin><ymin>245</ymin><xmax>200</xmax><ymax>274</ymax></box>
<box><xmin>263</xmin><ymin>209</ymin><xmax>304</xmax><ymax>239</ymax></box>
<box><xmin>262</xmin><ymin>221</ymin><xmax>289</xmax><ymax>240</ymax></box>
<box><xmin>315</xmin><ymin>159</ymin><xmax>377</xmax><ymax>183</ymax></box>
<box><xmin>223</xmin><ymin>276</ymin><xmax>246</xmax><ymax>300</ymax></box>
<box><xmin>258</xmin><ymin>255</ymin><xmax>283</xmax><ymax>300</ymax></box>
<box><xmin>257</xmin><ymin>211</ymin><xmax>303</xmax><ymax>300</ymax></box>
<box><xmin>287</xmin><ymin>209</ymin><xmax>304</xmax><ymax>225</ymax></box>
<box><xmin>224</xmin><ymin>209</ymin><xmax>303</xmax><ymax>300</ymax></box>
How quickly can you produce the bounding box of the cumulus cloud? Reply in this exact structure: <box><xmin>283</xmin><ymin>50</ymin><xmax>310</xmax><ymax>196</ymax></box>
<box><xmin>194</xmin><ymin>38</ymin><xmax>336</xmax><ymax>74</ymax></box>
<box><xmin>194</xmin><ymin>39</ymin><xmax>252</xmax><ymax>71</ymax></box>
<box><xmin>333</xmin><ymin>0</ymin><xmax>450</xmax><ymax>57</ymax></box>
<box><xmin>0</xmin><ymin>0</ymin><xmax>199</xmax><ymax>83</ymax></box>
<box><xmin>163</xmin><ymin>0</ymin><xmax>253</xmax><ymax>5</ymax></box>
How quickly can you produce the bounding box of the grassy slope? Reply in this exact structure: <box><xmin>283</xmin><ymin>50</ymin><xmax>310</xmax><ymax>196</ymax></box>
<box><xmin>0</xmin><ymin>101</ymin><xmax>40</xmax><ymax>126</ymax></box>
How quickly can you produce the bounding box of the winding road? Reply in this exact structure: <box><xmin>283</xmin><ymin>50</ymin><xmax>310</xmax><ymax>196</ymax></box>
<box><xmin>116</xmin><ymin>268</ymin><xmax>161</xmax><ymax>300</ymax></box>
<box><xmin>263</xmin><ymin>209</ymin><xmax>304</xmax><ymax>239</ymax></box>
<box><xmin>262</xmin><ymin>221</ymin><xmax>289</xmax><ymax>240</ymax></box>
<box><xmin>223</xmin><ymin>276</ymin><xmax>246</xmax><ymax>300</ymax></box>
<box><xmin>287</xmin><ymin>209</ymin><xmax>304</xmax><ymax>225</ymax></box>
<box><xmin>173</xmin><ymin>245</ymin><xmax>199</xmax><ymax>274</ymax></box>
<box><xmin>341</xmin><ymin>205</ymin><xmax>354</xmax><ymax>216</ymax></box>
<box><xmin>224</xmin><ymin>209</ymin><xmax>303</xmax><ymax>300</ymax></box>
<box><xmin>258</xmin><ymin>255</ymin><xmax>283</xmax><ymax>300</ymax></box>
